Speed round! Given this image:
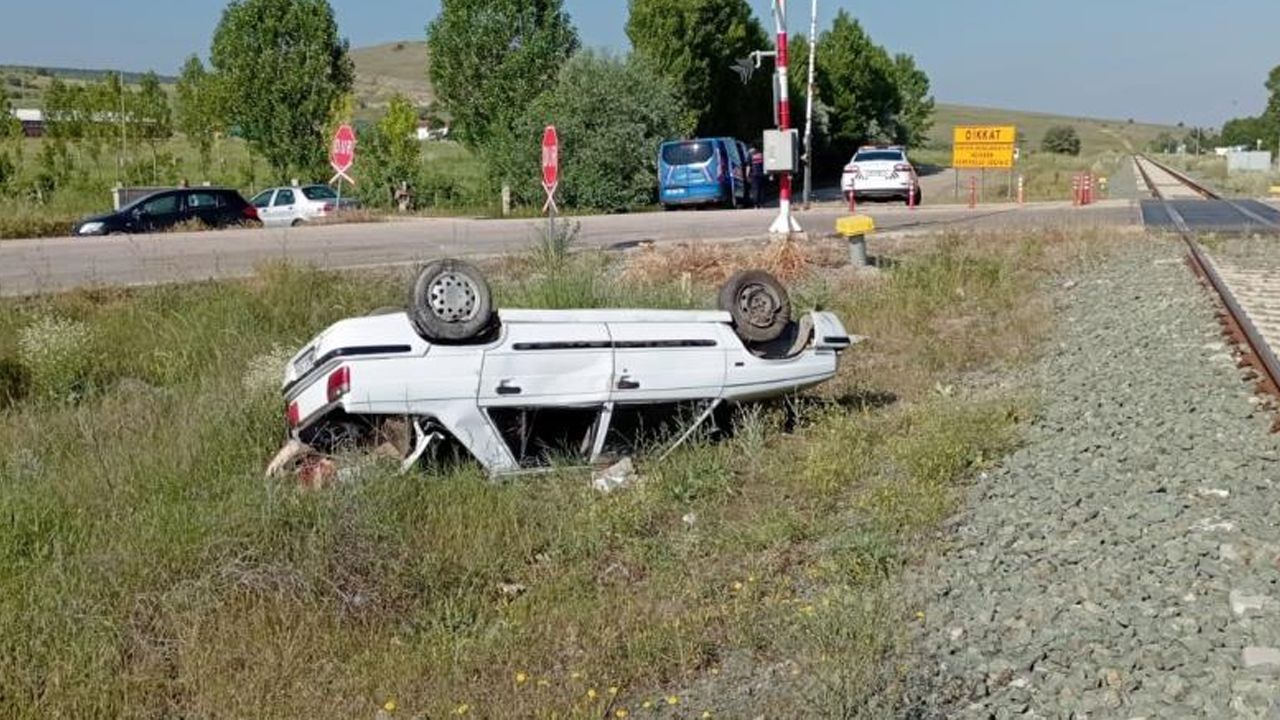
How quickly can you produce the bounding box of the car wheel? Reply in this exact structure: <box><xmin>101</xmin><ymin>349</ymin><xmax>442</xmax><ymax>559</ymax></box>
<box><xmin>719</xmin><ymin>270</ymin><xmax>792</xmax><ymax>344</ymax></box>
<box><xmin>407</xmin><ymin>259</ymin><xmax>494</xmax><ymax>343</ymax></box>
<box><xmin>290</xmin><ymin>218</ymin><xmax>304</xmax><ymax>228</ymax></box>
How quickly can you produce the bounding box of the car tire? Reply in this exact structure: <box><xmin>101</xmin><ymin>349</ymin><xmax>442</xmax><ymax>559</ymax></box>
<box><xmin>719</xmin><ymin>270</ymin><xmax>792</xmax><ymax>344</ymax></box>
<box><xmin>407</xmin><ymin>259</ymin><xmax>495</xmax><ymax>343</ymax></box>
<box><xmin>290</xmin><ymin>219</ymin><xmax>304</xmax><ymax>228</ymax></box>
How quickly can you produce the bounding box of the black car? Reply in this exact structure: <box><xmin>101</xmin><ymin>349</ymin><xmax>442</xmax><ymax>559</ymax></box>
<box><xmin>73</xmin><ymin>188</ymin><xmax>261</xmax><ymax>236</ymax></box>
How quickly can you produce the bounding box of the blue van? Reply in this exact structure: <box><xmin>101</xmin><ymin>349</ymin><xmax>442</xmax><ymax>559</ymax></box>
<box><xmin>658</xmin><ymin>138</ymin><xmax>750</xmax><ymax>209</ymax></box>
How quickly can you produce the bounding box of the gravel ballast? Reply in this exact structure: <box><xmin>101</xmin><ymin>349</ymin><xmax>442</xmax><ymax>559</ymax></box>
<box><xmin>905</xmin><ymin>238</ymin><xmax>1280</xmax><ymax>718</ymax></box>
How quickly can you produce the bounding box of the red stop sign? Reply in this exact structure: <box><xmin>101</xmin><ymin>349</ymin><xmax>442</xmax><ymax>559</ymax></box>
<box><xmin>541</xmin><ymin>125</ymin><xmax>559</xmax><ymax>190</ymax></box>
<box><xmin>331</xmin><ymin>124</ymin><xmax>356</xmax><ymax>174</ymax></box>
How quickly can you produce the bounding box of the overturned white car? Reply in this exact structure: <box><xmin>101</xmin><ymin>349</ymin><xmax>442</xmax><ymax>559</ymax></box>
<box><xmin>268</xmin><ymin>259</ymin><xmax>856</xmax><ymax>478</ymax></box>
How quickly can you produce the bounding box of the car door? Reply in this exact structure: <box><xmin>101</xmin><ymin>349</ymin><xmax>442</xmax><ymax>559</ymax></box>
<box><xmin>608</xmin><ymin>322</ymin><xmax>726</xmax><ymax>403</ymax></box>
<box><xmin>270</xmin><ymin>188</ymin><xmax>298</xmax><ymax>227</ymax></box>
<box><xmin>183</xmin><ymin>190</ymin><xmax>223</xmax><ymax>227</ymax></box>
<box><xmin>479</xmin><ymin>322</ymin><xmax>615</xmax><ymax>409</ymax></box>
<box><xmin>134</xmin><ymin>192</ymin><xmax>183</xmax><ymax>232</ymax></box>
<box><xmin>250</xmin><ymin>190</ymin><xmax>277</xmax><ymax>226</ymax></box>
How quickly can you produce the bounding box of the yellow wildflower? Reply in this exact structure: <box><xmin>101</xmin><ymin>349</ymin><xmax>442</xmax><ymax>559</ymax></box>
<box><xmin>571</xmin><ymin>671</ymin><xmax>583</xmax><ymax>680</ymax></box>
<box><xmin>515</xmin><ymin>671</ymin><xmax>529</xmax><ymax>685</ymax></box>
<box><xmin>666</xmin><ymin>696</ymin><xmax>680</xmax><ymax>706</ymax></box>
<box><xmin>915</xmin><ymin>611</ymin><xmax>926</xmax><ymax>620</ymax></box>
<box><xmin>587</xmin><ymin>688</ymin><xmax>599</xmax><ymax>700</ymax></box>
<box><xmin>383</xmin><ymin>700</ymin><xmax>397</xmax><ymax>712</ymax></box>
<box><xmin>455</xmin><ymin>704</ymin><xmax>470</xmax><ymax>716</ymax></box>
<box><xmin>537</xmin><ymin>679</ymin><xmax>551</xmax><ymax>688</ymax></box>
<box><xmin>702</xmin><ymin>713</ymin><xmax>713</xmax><ymax>719</ymax></box>
<box><xmin>642</xmin><ymin>700</ymin><xmax>654</xmax><ymax>709</ymax></box>
<box><xmin>615</xmin><ymin>710</ymin><xmax>630</xmax><ymax>718</ymax></box>
<box><xmin>609</xmin><ymin>686</ymin><xmax>619</xmax><ymax>696</ymax></box>
<box><xmin>732</xmin><ymin>581</ymin><xmax>744</xmax><ymax>592</ymax></box>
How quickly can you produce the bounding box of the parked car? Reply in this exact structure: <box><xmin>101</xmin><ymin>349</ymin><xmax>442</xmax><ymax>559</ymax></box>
<box><xmin>841</xmin><ymin>146</ymin><xmax>921</xmax><ymax>205</ymax></box>
<box><xmin>659</xmin><ymin>137</ymin><xmax>750</xmax><ymax>209</ymax></box>
<box><xmin>249</xmin><ymin>184</ymin><xmax>360</xmax><ymax>228</ymax></box>
<box><xmin>73</xmin><ymin>188</ymin><xmax>260</xmax><ymax>236</ymax></box>
<box><xmin>266</xmin><ymin>260</ymin><xmax>856</xmax><ymax>479</ymax></box>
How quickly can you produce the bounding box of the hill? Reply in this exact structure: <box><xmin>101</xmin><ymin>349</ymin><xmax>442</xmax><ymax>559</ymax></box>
<box><xmin>1</xmin><ymin>66</ymin><xmax>176</xmax><ymax>109</ymax></box>
<box><xmin>350</xmin><ymin>41</ymin><xmax>433</xmax><ymax>112</ymax></box>
<box><xmin>929</xmin><ymin>103</ymin><xmax>1182</xmax><ymax>155</ymax></box>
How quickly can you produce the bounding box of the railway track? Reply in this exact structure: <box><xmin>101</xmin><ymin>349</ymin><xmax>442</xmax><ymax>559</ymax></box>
<box><xmin>1134</xmin><ymin>154</ymin><xmax>1280</xmax><ymax>425</ymax></box>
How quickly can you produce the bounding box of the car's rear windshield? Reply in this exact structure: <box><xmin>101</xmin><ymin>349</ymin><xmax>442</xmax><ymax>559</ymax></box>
<box><xmin>854</xmin><ymin>150</ymin><xmax>905</xmax><ymax>162</ymax></box>
<box><xmin>662</xmin><ymin>141</ymin><xmax>715</xmax><ymax>166</ymax></box>
<box><xmin>301</xmin><ymin>185</ymin><xmax>338</xmax><ymax>201</ymax></box>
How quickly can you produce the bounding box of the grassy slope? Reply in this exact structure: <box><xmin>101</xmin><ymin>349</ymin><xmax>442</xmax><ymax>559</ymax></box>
<box><xmin>928</xmin><ymin>103</ymin><xmax>1181</xmax><ymax>155</ymax></box>
<box><xmin>0</xmin><ymin>228</ymin><xmax>1121</xmax><ymax>718</ymax></box>
<box><xmin>350</xmin><ymin>41</ymin><xmax>434</xmax><ymax>113</ymax></box>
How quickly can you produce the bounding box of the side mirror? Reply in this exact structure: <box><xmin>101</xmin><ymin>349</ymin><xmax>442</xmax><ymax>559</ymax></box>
<box><xmin>131</xmin><ymin>208</ymin><xmax>143</xmax><ymax>220</ymax></box>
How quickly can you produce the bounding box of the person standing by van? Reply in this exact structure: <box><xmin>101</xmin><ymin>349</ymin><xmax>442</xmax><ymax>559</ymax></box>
<box><xmin>749</xmin><ymin>146</ymin><xmax>765</xmax><ymax>208</ymax></box>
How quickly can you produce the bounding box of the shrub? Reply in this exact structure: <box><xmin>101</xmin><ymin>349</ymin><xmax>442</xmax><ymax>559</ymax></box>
<box><xmin>495</xmin><ymin>51</ymin><xmax>686</xmax><ymax>211</ymax></box>
<box><xmin>16</xmin><ymin>316</ymin><xmax>95</xmax><ymax>402</ymax></box>
<box><xmin>1041</xmin><ymin>125</ymin><xmax>1081</xmax><ymax>156</ymax></box>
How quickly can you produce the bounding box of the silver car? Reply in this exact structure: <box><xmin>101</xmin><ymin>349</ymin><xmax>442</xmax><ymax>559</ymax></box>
<box><xmin>249</xmin><ymin>185</ymin><xmax>360</xmax><ymax>228</ymax></box>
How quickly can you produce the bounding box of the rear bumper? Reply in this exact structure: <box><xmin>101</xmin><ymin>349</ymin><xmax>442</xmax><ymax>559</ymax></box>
<box><xmin>661</xmin><ymin>185</ymin><xmax>728</xmax><ymax>205</ymax></box>
<box><xmin>842</xmin><ymin>175</ymin><xmax>912</xmax><ymax>195</ymax></box>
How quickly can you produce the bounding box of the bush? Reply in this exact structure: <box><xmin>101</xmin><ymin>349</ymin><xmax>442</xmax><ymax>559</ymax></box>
<box><xmin>1041</xmin><ymin>125</ymin><xmax>1081</xmax><ymax>156</ymax></box>
<box><xmin>493</xmin><ymin>51</ymin><xmax>686</xmax><ymax>212</ymax></box>
<box><xmin>17</xmin><ymin>316</ymin><xmax>95</xmax><ymax>402</ymax></box>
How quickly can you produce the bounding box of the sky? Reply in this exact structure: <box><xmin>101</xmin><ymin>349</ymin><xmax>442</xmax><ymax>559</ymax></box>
<box><xmin>2</xmin><ymin>0</ymin><xmax>1277</xmax><ymax>127</ymax></box>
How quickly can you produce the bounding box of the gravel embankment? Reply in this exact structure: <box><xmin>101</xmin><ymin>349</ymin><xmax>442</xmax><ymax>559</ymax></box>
<box><xmin>905</xmin><ymin>239</ymin><xmax>1280</xmax><ymax>718</ymax></box>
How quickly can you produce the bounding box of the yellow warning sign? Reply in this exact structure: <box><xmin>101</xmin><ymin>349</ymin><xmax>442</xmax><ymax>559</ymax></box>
<box><xmin>953</xmin><ymin>126</ymin><xmax>1017</xmax><ymax>144</ymax></box>
<box><xmin>952</xmin><ymin>125</ymin><xmax>1017</xmax><ymax>169</ymax></box>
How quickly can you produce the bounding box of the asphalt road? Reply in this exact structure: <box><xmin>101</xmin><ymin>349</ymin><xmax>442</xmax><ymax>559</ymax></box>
<box><xmin>0</xmin><ymin>200</ymin><xmax>1135</xmax><ymax>297</ymax></box>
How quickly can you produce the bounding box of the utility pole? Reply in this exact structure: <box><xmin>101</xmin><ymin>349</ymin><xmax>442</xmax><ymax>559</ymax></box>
<box><xmin>769</xmin><ymin>0</ymin><xmax>802</xmax><ymax>235</ymax></box>
<box><xmin>802</xmin><ymin>0</ymin><xmax>818</xmax><ymax>210</ymax></box>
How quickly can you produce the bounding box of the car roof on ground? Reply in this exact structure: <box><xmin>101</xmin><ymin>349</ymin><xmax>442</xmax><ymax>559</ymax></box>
<box><xmin>499</xmin><ymin>309</ymin><xmax>734</xmax><ymax>324</ymax></box>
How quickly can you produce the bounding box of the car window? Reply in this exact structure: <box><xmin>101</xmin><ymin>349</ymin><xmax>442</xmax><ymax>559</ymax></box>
<box><xmin>854</xmin><ymin>150</ymin><xmax>906</xmax><ymax>163</ymax></box>
<box><xmin>250</xmin><ymin>190</ymin><xmax>274</xmax><ymax>208</ymax></box>
<box><xmin>301</xmin><ymin>185</ymin><xmax>338</xmax><ymax>201</ymax></box>
<box><xmin>186</xmin><ymin>192</ymin><xmax>221</xmax><ymax>209</ymax></box>
<box><xmin>662</xmin><ymin>141</ymin><xmax>714</xmax><ymax>166</ymax></box>
<box><xmin>273</xmin><ymin>189</ymin><xmax>296</xmax><ymax>207</ymax></box>
<box><xmin>141</xmin><ymin>194</ymin><xmax>179</xmax><ymax>216</ymax></box>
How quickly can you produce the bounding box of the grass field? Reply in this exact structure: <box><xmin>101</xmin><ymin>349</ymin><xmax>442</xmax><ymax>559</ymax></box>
<box><xmin>0</xmin><ymin>224</ymin><xmax>1122</xmax><ymax>718</ymax></box>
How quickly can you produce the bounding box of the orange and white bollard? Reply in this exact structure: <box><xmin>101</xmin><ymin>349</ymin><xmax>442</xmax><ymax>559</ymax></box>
<box><xmin>968</xmin><ymin>175</ymin><xmax>977</xmax><ymax>209</ymax></box>
<box><xmin>1083</xmin><ymin>173</ymin><xmax>1093</xmax><ymax>206</ymax></box>
<box><xmin>908</xmin><ymin>171</ymin><xmax>918</xmax><ymax>210</ymax></box>
<box><xmin>1016</xmin><ymin>175</ymin><xmax>1025</xmax><ymax>205</ymax></box>
<box><xmin>847</xmin><ymin>188</ymin><xmax>857</xmax><ymax>214</ymax></box>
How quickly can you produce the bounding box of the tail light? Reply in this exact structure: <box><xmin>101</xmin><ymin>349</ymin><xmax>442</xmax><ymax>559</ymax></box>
<box><xmin>845</xmin><ymin>164</ymin><xmax>862</xmax><ymax>177</ymax></box>
<box><xmin>326</xmin><ymin>366</ymin><xmax>351</xmax><ymax>403</ymax></box>
<box><xmin>242</xmin><ymin>205</ymin><xmax>260</xmax><ymax>221</ymax></box>
<box><xmin>321</xmin><ymin>203</ymin><xmax>336</xmax><ymax>215</ymax></box>
<box><xmin>287</xmin><ymin>401</ymin><xmax>301</xmax><ymax>429</ymax></box>
<box><xmin>894</xmin><ymin>163</ymin><xmax>913</xmax><ymax>174</ymax></box>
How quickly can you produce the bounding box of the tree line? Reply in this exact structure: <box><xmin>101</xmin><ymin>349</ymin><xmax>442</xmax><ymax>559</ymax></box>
<box><xmin>3</xmin><ymin>0</ymin><xmax>936</xmax><ymax>213</ymax></box>
<box><xmin>427</xmin><ymin>0</ymin><xmax>935</xmax><ymax>210</ymax></box>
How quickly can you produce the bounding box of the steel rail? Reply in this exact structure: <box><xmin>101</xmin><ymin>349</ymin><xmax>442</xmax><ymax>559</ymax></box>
<box><xmin>1134</xmin><ymin>154</ymin><xmax>1280</xmax><ymax>417</ymax></box>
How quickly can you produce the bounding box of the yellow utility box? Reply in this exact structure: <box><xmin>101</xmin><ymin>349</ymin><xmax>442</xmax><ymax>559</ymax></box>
<box><xmin>836</xmin><ymin>215</ymin><xmax>875</xmax><ymax>268</ymax></box>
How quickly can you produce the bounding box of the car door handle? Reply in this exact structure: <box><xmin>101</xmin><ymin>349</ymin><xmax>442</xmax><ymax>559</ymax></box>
<box><xmin>496</xmin><ymin>381</ymin><xmax>522</xmax><ymax>396</ymax></box>
<box><xmin>616</xmin><ymin>377</ymin><xmax>641</xmax><ymax>391</ymax></box>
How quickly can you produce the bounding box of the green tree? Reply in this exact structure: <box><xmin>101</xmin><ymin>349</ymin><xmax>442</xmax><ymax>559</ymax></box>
<box><xmin>626</xmin><ymin>0</ymin><xmax>768</xmax><ymax>139</ymax></box>
<box><xmin>427</xmin><ymin>0</ymin><xmax>579</xmax><ymax>159</ymax></box>
<box><xmin>134</xmin><ymin>72</ymin><xmax>173</xmax><ymax>181</ymax></box>
<box><xmin>1221</xmin><ymin>115</ymin><xmax>1270</xmax><ymax>149</ymax></box>
<box><xmin>359</xmin><ymin>94</ymin><xmax>422</xmax><ymax>209</ymax></box>
<box><xmin>891</xmin><ymin>53</ymin><xmax>934</xmax><ymax>148</ymax></box>
<box><xmin>815</xmin><ymin>11</ymin><xmax>901</xmax><ymax>157</ymax></box>
<box><xmin>1041</xmin><ymin>125</ymin><xmax>1081</xmax><ymax>156</ymax></box>
<box><xmin>210</xmin><ymin>0</ymin><xmax>354</xmax><ymax>180</ymax></box>
<box><xmin>1148</xmin><ymin>131</ymin><xmax>1179</xmax><ymax>154</ymax></box>
<box><xmin>175</xmin><ymin>56</ymin><xmax>221</xmax><ymax>175</ymax></box>
<box><xmin>0</xmin><ymin>86</ymin><xmax>20</xmax><ymax>139</ymax></box>
<box><xmin>508</xmin><ymin>51</ymin><xmax>686</xmax><ymax>210</ymax></box>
